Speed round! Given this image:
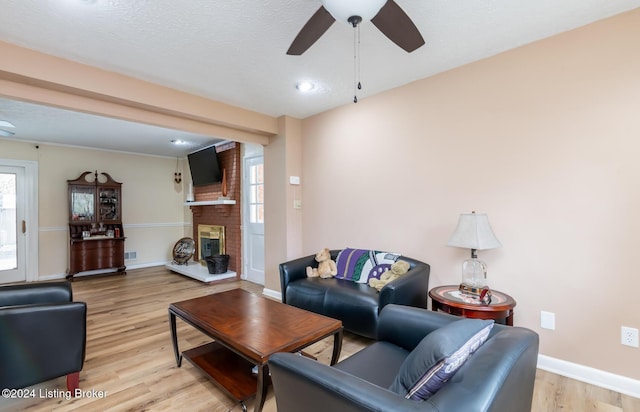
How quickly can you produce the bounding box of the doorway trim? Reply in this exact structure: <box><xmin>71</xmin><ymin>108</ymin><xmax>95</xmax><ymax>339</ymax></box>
<box><xmin>0</xmin><ymin>158</ymin><xmax>38</xmax><ymax>282</ymax></box>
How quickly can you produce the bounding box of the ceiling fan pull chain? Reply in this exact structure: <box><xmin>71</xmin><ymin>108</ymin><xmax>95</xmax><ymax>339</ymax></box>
<box><xmin>357</xmin><ymin>24</ymin><xmax>362</xmax><ymax>91</ymax></box>
<box><xmin>353</xmin><ymin>22</ymin><xmax>362</xmax><ymax>103</ymax></box>
<box><xmin>353</xmin><ymin>24</ymin><xmax>358</xmax><ymax>103</ymax></box>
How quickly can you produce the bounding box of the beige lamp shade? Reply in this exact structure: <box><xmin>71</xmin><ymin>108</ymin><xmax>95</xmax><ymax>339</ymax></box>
<box><xmin>448</xmin><ymin>212</ymin><xmax>501</xmax><ymax>292</ymax></box>
<box><xmin>447</xmin><ymin>212</ymin><xmax>502</xmax><ymax>251</ymax></box>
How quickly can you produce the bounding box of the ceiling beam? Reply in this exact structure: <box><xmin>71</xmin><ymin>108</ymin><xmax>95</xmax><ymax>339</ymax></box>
<box><xmin>0</xmin><ymin>41</ymin><xmax>278</xmax><ymax>143</ymax></box>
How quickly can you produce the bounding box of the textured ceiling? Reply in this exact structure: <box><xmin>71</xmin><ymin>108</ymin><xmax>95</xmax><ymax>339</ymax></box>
<box><xmin>1</xmin><ymin>0</ymin><xmax>639</xmax><ymax>157</ymax></box>
<box><xmin>0</xmin><ymin>98</ymin><xmax>221</xmax><ymax>157</ymax></box>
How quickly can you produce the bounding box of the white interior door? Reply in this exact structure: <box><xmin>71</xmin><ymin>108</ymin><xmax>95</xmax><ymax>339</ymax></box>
<box><xmin>0</xmin><ymin>165</ymin><xmax>26</xmax><ymax>283</ymax></box>
<box><xmin>243</xmin><ymin>155</ymin><xmax>265</xmax><ymax>284</ymax></box>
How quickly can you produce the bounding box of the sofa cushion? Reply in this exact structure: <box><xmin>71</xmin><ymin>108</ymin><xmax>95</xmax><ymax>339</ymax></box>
<box><xmin>388</xmin><ymin>318</ymin><xmax>494</xmax><ymax>400</ymax></box>
<box><xmin>323</xmin><ymin>281</ymin><xmax>381</xmax><ymax>337</ymax></box>
<box><xmin>335</xmin><ymin>248</ymin><xmax>401</xmax><ymax>284</ymax></box>
<box><xmin>335</xmin><ymin>341</ymin><xmax>411</xmax><ymax>388</ymax></box>
<box><xmin>287</xmin><ymin>277</ymin><xmax>382</xmax><ymax>338</ymax></box>
<box><xmin>285</xmin><ymin>278</ymin><xmax>329</xmax><ymax>314</ymax></box>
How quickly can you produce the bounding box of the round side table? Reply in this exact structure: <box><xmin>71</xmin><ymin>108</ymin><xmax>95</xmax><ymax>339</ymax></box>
<box><xmin>428</xmin><ymin>285</ymin><xmax>517</xmax><ymax>326</ymax></box>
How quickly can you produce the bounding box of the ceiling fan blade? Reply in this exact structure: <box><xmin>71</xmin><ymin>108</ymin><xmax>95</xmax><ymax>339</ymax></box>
<box><xmin>287</xmin><ymin>6</ymin><xmax>336</xmax><ymax>55</ymax></box>
<box><xmin>371</xmin><ymin>0</ymin><xmax>425</xmax><ymax>53</ymax></box>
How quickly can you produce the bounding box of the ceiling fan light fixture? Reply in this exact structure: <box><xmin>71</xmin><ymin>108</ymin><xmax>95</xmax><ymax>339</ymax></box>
<box><xmin>321</xmin><ymin>0</ymin><xmax>387</xmax><ymax>24</ymax></box>
<box><xmin>296</xmin><ymin>81</ymin><xmax>315</xmax><ymax>93</ymax></box>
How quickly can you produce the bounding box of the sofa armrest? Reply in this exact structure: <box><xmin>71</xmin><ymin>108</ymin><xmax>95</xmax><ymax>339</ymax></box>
<box><xmin>269</xmin><ymin>352</ymin><xmax>432</xmax><ymax>412</ymax></box>
<box><xmin>279</xmin><ymin>255</ymin><xmax>316</xmax><ymax>303</ymax></box>
<box><xmin>0</xmin><ymin>302</ymin><xmax>87</xmax><ymax>389</ymax></box>
<box><xmin>377</xmin><ymin>304</ymin><xmax>462</xmax><ymax>351</ymax></box>
<box><xmin>379</xmin><ymin>264</ymin><xmax>430</xmax><ymax>312</ymax></box>
<box><xmin>427</xmin><ymin>326</ymin><xmax>539</xmax><ymax>412</ymax></box>
<box><xmin>0</xmin><ymin>281</ymin><xmax>73</xmax><ymax>307</ymax></box>
<box><xmin>278</xmin><ymin>250</ymin><xmax>337</xmax><ymax>303</ymax></box>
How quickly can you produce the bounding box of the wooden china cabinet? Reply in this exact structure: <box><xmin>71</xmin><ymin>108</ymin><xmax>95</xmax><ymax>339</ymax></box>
<box><xmin>67</xmin><ymin>171</ymin><xmax>126</xmax><ymax>280</ymax></box>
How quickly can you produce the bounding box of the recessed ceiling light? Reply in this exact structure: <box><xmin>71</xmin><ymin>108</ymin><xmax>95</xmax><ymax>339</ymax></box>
<box><xmin>296</xmin><ymin>81</ymin><xmax>315</xmax><ymax>93</ymax></box>
<box><xmin>0</xmin><ymin>120</ymin><xmax>16</xmax><ymax>128</ymax></box>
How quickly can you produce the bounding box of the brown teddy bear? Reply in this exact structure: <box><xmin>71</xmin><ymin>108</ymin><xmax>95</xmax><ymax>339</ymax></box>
<box><xmin>368</xmin><ymin>260</ymin><xmax>410</xmax><ymax>291</ymax></box>
<box><xmin>306</xmin><ymin>248</ymin><xmax>338</xmax><ymax>279</ymax></box>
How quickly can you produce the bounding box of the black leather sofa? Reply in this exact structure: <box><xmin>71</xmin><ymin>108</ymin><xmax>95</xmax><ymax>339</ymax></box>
<box><xmin>279</xmin><ymin>250</ymin><xmax>430</xmax><ymax>339</ymax></box>
<box><xmin>269</xmin><ymin>304</ymin><xmax>539</xmax><ymax>412</ymax></box>
<box><xmin>0</xmin><ymin>281</ymin><xmax>87</xmax><ymax>391</ymax></box>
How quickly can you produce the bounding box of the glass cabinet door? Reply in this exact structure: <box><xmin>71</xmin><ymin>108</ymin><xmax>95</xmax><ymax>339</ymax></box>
<box><xmin>70</xmin><ymin>186</ymin><xmax>95</xmax><ymax>221</ymax></box>
<box><xmin>98</xmin><ymin>188</ymin><xmax>119</xmax><ymax>221</ymax></box>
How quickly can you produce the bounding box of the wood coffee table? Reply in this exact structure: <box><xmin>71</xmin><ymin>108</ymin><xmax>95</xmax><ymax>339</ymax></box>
<box><xmin>168</xmin><ymin>288</ymin><xmax>343</xmax><ymax>412</ymax></box>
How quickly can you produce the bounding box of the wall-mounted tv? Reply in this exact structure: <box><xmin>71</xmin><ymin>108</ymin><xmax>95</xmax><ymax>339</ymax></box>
<box><xmin>187</xmin><ymin>145</ymin><xmax>222</xmax><ymax>186</ymax></box>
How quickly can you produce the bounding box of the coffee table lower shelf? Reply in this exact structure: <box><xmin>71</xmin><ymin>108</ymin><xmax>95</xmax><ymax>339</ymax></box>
<box><xmin>169</xmin><ymin>289</ymin><xmax>343</xmax><ymax>412</ymax></box>
<box><xmin>182</xmin><ymin>341</ymin><xmax>263</xmax><ymax>403</ymax></box>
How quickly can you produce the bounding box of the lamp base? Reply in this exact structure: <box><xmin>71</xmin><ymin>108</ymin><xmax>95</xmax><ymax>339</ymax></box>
<box><xmin>459</xmin><ymin>284</ymin><xmax>492</xmax><ymax>304</ymax></box>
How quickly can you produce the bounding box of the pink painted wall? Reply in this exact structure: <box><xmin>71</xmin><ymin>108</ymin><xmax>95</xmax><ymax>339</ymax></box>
<box><xmin>300</xmin><ymin>9</ymin><xmax>640</xmax><ymax>380</ymax></box>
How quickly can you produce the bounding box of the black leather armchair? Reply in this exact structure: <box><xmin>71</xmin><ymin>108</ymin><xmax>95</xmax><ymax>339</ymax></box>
<box><xmin>280</xmin><ymin>250</ymin><xmax>430</xmax><ymax>338</ymax></box>
<box><xmin>269</xmin><ymin>305</ymin><xmax>539</xmax><ymax>412</ymax></box>
<box><xmin>0</xmin><ymin>281</ymin><xmax>87</xmax><ymax>391</ymax></box>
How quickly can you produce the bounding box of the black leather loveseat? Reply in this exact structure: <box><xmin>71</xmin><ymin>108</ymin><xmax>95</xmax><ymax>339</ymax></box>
<box><xmin>0</xmin><ymin>281</ymin><xmax>87</xmax><ymax>391</ymax></box>
<box><xmin>269</xmin><ymin>305</ymin><xmax>539</xmax><ymax>412</ymax></box>
<box><xmin>279</xmin><ymin>249</ymin><xmax>430</xmax><ymax>339</ymax></box>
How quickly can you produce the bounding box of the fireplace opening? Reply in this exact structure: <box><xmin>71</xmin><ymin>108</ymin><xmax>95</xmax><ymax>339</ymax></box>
<box><xmin>198</xmin><ymin>224</ymin><xmax>225</xmax><ymax>265</ymax></box>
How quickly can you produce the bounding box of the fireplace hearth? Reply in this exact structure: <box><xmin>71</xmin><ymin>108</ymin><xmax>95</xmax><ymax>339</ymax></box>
<box><xmin>166</xmin><ymin>224</ymin><xmax>234</xmax><ymax>282</ymax></box>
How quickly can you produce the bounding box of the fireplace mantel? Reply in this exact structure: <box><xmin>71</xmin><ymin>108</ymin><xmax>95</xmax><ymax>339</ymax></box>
<box><xmin>185</xmin><ymin>199</ymin><xmax>236</xmax><ymax>206</ymax></box>
<box><xmin>188</xmin><ymin>199</ymin><xmax>235</xmax><ymax>218</ymax></box>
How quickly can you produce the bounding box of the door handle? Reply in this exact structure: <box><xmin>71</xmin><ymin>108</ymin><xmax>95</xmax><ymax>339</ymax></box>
<box><xmin>22</xmin><ymin>220</ymin><xmax>26</xmax><ymax>234</ymax></box>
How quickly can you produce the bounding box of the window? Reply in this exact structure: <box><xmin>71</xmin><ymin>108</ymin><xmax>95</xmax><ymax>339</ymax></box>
<box><xmin>248</xmin><ymin>163</ymin><xmax>264</xmax><ymax>224</ymax></box>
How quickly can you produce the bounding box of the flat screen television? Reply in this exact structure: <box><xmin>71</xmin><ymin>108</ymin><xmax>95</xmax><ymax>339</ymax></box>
<box><xmin>187</xmin><ymin>145</ymin><xmax>222</xmax><ymax>186</ymax></box>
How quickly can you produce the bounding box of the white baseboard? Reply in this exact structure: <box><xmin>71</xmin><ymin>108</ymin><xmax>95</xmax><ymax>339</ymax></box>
<box><xmin>38</xmin><ymin>261</ymin><xmax>166</xmax><ymax>281</ymax></box>
<box><xmin>537</xmin><ymin>354</ymin><xmax>640</xmax><ymax>398</ymax></box>
<box><xmin>262</xmin><ymin>288</ymin><xmax>282</xmax><ymax>301</ymax></box>
<box><xmin>38</xmin><ymin>269</ymin><xmax>121</xmax><ymax>281</ymax></box>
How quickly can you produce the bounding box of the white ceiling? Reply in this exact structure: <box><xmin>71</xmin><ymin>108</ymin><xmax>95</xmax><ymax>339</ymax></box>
<box><xmin>1</xmin><ymin>0</ymin><xmax>639</xmax><ymax>157</ymax></box>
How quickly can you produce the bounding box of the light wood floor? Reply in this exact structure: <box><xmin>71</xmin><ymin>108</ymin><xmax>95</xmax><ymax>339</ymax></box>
<box><xmin>2</xmin><ymin>266</ymin><xmax>638</xmax><ymax>411</ymax></box>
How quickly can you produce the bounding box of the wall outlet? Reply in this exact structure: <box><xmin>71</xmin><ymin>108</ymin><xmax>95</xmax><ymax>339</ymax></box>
<box><xmin>621</xmin><ymin>326</ymin><xmax>639</xmax><ymax>347</ymax></box>
<box><xmin>293</xmin><ymin>200</ymin><xmax>302</xmax><ymax>209</ymax></box>
<box><xmin>540</xmin><ymin>311</ymin><xmax>556</xmax><ymax>330</ymax></box>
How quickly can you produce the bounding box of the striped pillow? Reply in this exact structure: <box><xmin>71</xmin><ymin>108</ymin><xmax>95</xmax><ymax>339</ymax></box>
<box><xmin>389</xmin><ymin>319</ymin><xmax>494</xmax><ymax>400</ymax></box>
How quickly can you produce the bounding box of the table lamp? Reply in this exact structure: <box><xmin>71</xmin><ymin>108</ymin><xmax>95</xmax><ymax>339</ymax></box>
<box><xmin>447</xmin><ymin>211</ymin><xmax>501</xmax><ymax>297</ymax></box>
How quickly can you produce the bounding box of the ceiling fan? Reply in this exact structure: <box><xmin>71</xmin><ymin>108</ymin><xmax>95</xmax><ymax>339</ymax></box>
<box><xmin>287</xmin><ymin>0</ymin><xmax>425</xmax><ymax>55</ymax></box>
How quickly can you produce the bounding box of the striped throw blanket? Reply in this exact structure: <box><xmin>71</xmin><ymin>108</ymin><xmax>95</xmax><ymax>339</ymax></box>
<box><xmin>335</xmin><ymin>248</ymin><xmax>402</xmax><ymax>284</ymax></box>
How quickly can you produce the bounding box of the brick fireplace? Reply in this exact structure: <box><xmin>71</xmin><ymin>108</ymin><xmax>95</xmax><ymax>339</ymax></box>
<box><xmin>190</xmin><ymin>142</ymin><xmax>242</xmax><ymax>277</ymax></box>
